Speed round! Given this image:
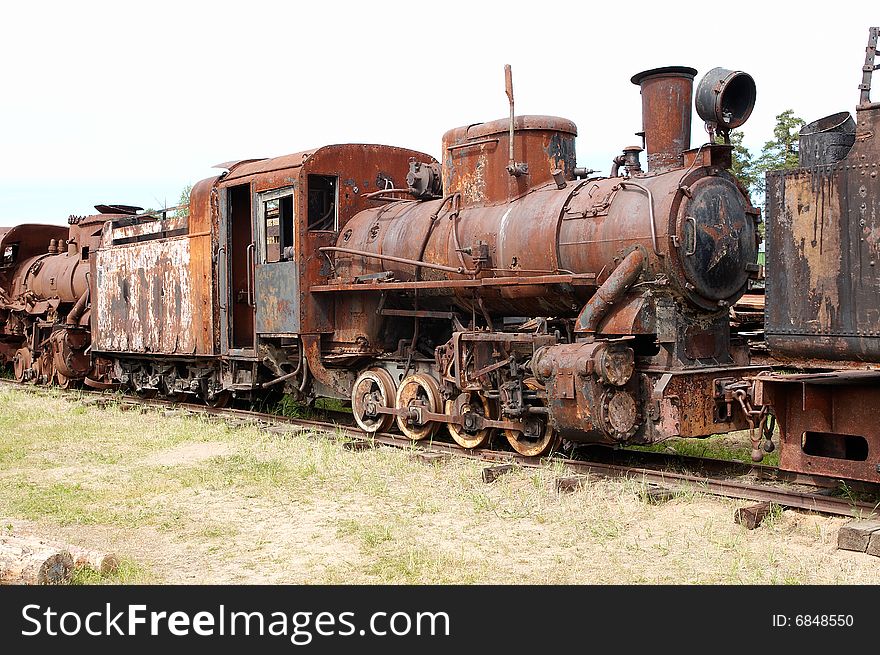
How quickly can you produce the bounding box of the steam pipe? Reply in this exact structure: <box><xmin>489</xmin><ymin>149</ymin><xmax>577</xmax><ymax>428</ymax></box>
<box><xmin>66</xmin><ymin>284</ymin><xmax>90</xmax><ymax>326</ymax></box>
<box><xmin>362</xmin><ymin>188</ymin><xmax>414</xmax><ymax>199</ymax></box>
<box><xmin>574</xmin><ymin>249</ymin><xmax>645</xmax><ymax>333</ymax></box>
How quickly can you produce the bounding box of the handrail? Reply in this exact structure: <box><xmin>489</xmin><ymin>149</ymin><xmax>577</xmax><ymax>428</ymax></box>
<box><xmin>618</xmin><ymin>181</ymin><xmax>661</xmax><ymax>256</ymax></box>
<box><xmin>319</xmin><ymin>246</ymin><xmax>470</xmax><ymax>275</ymax></box>
<box><xmin>246</xmin><ymin>243</ymin><xmax>255</xmax><ymax>307</ymax></box>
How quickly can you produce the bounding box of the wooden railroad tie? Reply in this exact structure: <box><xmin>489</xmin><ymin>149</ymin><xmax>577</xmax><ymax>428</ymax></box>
<box><xmin>412</xmin><ymin>451</ymin><xmax>450</xmax><ymax>465</ymax></box>
<box><xmin>482</xmin><ymin>464</ymin><xmax>517</xmax><ymax>484</ymax></box>
<box><xmin>262</xmin><ymin>425</ymin><xmax>302</xmax><ymax>437</ymax></box>
<box><xmin>83</xmin><ymin>398</ymin><xmax>114</xmax><ymax>409</ymax></box>
<box><xmin>343</xmin><ymin>439</ymin><xmax>376</xmax><ymax>452</ymax></box>
<box><xmin>734</xmin><ymin>501</ymin><xmax>776</xmax><ymax>530</ymax></box>
<box><xmin>555</xmin><ymin>475</ymin><xmax>589</xmax><ymax>494</ymax></box>
<box><xmin>837</xmin><ymin>519</ymin><xmax>880</xmax><ymax>554</ymax></box>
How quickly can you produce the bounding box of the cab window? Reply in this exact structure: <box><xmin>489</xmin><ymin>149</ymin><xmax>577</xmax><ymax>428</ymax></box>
<box><xmin>307</xmin><ymin>175</ymin><xmax>337</xmax><ymax>231</ymax></box>
<box><xmin>262</xmin><ymin>194</ymin><xmax>294</xmax><ymax>262</ymax></box>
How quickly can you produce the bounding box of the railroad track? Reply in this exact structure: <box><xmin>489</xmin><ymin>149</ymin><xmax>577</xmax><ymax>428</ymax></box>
<box><xmin>3</xmin><ymin>378</ymin><xmax>879</xmax><ymax>519</ymax></box>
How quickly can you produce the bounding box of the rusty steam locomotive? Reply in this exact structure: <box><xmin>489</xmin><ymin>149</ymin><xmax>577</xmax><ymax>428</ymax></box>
<box><xmin>0</xmin><ymin>60</ymin><xmax>766</xmax><ymax>460</ymax></box>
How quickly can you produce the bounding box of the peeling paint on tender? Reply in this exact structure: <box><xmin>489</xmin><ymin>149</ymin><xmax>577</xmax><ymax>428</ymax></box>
<box><xmin>94</xmin><ymin>238</ymin><xmax>196</xmax><ymax>353</ymax></box>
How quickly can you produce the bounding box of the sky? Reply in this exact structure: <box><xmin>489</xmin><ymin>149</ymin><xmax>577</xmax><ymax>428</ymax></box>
<box><xmin>1</xmin><ymin>1</ymin><xmax>876</xmax><ymax>224</ymax></box>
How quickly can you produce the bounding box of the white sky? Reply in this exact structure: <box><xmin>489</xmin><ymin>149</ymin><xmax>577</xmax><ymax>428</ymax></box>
<box><xmin>1</xmin><ymin>1</ymin><xmax>876</xmax><ymax>223</ymax></box>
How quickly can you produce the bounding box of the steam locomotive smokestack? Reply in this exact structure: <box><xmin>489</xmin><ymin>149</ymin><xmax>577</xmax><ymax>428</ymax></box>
<box><xmin>630</xmin><ymin>66</ymin><xmax>698</xmax><ymax>171</ymax></box>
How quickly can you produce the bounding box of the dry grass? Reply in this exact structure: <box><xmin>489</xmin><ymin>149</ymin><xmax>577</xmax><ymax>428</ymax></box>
<box><xmin>0</xmin><ymin>387</ymin><xmax>877</xmax><ymax>584</ymax></box>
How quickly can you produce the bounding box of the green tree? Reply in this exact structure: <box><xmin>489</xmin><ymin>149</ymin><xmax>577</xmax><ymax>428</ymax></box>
<box><xmin>716</xmin><ymin>130</ymin><xmax>758</xmax><ymax>200</ymax></box>
<box><xmin>752</xmin><ymin>109</ymin><xmax>805</xmax><ymax>194</ymax></box>
<box><xmin>176</xmin><ymin>184</ymin><xmax>192</xmax><ymax>219</ymax></box>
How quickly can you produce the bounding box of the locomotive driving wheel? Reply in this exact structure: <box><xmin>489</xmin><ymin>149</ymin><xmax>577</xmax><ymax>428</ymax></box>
<box><xmin>395</xmin><ymin>372</ymin><xmax>442</xmax><ymax>441</ymax></box>
<box><xmin>503</xmin><ymin>417</ymin><xmax>558</xmax><ymax>457</ymax></box>
<box><xmin>54</xmin><ymin>370</ymin><xmax>75</xmax><ymax>390</ymax></box>
<box><xmin>204</xmin><ymin>390</ymin><xmax>231</xmax><ymax>408</ymax></box>
<box><xmin>352</xmin><ymin>368</ymin><xmax>396</xmax><ymax>433</ymax></box>
<box><xmin>445</xmin><ymin>391</ymin><xmax>495</xmax><ymax>449</ymax></box>
<box><xmin>13</xmin><ymin>348</ymin><xmax>32</xmax><ymax>383</ymax></box>
<box><xmin>503</xmin><ymin>378</ymin><xmax>559</xmax><ymax>457</ymax></box>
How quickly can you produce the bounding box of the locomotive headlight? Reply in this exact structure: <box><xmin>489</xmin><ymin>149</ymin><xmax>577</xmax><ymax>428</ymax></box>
<box><xmin>695</xmin><ymin>67</ymin><xmax>756</xmax><ymax>135</ymax></box>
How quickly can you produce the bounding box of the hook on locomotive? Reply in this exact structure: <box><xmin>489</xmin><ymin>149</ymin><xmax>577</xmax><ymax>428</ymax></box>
<box><xmin>1</xmin><ymin>28</ymin><xmax>878</xmax><ymax>485</ymax></box>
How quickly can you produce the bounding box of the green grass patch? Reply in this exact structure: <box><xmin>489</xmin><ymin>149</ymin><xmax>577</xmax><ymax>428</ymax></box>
<box><xmin>70</xmin><ymin>559</ymin><xmax>152</xmax><ymax>585</ymax></box>
<box><xmin>363</xmin><ymin>545</ymin><xmax>485</xmax><ymax>584</ymax></box>
<box><xmin>273</xmin><ymin>393</ymin><xmax>352</xmax><ymax>419</ymax></box>
<box><xmin>0</xmin><ymin>477</ymin><xmax>165</xmax><ymax>527</ymax></box>
<box><xmin>628</xmin><ymin>432</ymin><xmax>780</xmax><ymax>467</ymax></box>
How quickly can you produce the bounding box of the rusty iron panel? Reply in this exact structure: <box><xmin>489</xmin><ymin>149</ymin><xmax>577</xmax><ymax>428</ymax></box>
<box><xmin>93</xmin><ymin>237</ymin><xmax>207</xmax><ymax>354</ymax></box>
<box><xmin>22</xmin><ymin>250</ymin><xmax>89</xmax><ymax>304</ymax></box>
<box><xmin>109</xmin><ymin>215</ymin><xmax>188</xmax><ymax>242</ymax></box>
<box><xmin>0</xmin><ymin>224</ymin><xmax>69</xmax><ymax>285</ymax></box>
<box><xmin>255</xmin><ymin>262</ymin><xmax>300</xmax><ymax>334</ymax></box>
<box><xmin>765</xmin><ymin>158</ymin><xmax>880</xmax><ymax>362</ymax></box>
<box><xmin>644</xmin><ymin>368</ymin><xmax>758</xmax><ymax>441</ymax></box>
<box><xmin>761</xmin><ymin>377</ymin><xmax>880</xmax><ymax>483</ymax></box>
<box><xmin>334</xmin><ymin>162</ymin><xmax>756</xmax><ymax>320</ymax></box>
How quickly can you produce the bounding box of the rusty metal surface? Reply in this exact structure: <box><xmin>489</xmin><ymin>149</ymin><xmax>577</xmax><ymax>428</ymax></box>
<box><xmin>255</xmin><ymin>262</ymin><xmax>300</xmax><ymax>334</ymax></box>
<box><xmin>0</xmin><ymin>224</ymin><xmax>69</xmax><ymax>273</ymax></box>
<box><xmin>0</xmin><ymin>216</ymin><xmax>113</xmax><ymax>382</ymax></box>
<box><xmin>441</xmin><ymin>115</ymin><xmax>576</xmax><ymax>206</ymax></box>
<box><xmin>301</xmin><ymin>333</ymin><xmax>354</xmax><ymax>397</ymax></box>
<box><xmin>630</xmin><ymin>66</ymin><xmax>697</xmax><ymax>170</ymax></box>
<box><xmin>334</xmin><ymin>164</ymin><xmax>756</xmax><ymax>321</ymax></box>
<box><xmin>642</xmin><ymin>368</ymin><xmax>761</xmax><ymax>442</ymax></box>
<box><xmin>760</xmin><ymin>376</ymin><xmax>880</xmax><ymax>483</ymax></box>
<box><xmin>534</xmin><ymin>341</ymin><xmax>639</xmax><ymax>442</ymax></box>
<box><xmin>798</xmin><ymin>112</ymin><xmax>856</xmax><ymax>167</ymax></box>
<box><xmin>765</xmin><ymin>103</ymin><xmax>880</xmax><ymax>362</ymax></box>
<box><xmin>216</xmin><ymin>144</ymin><xmax>436</xmax><ymax>340</ymax></box>
<box><xmin>93</xmin><ymin>234</ymin><xmax>203</xmax><ymax>354</ymax></box>
<box><xmin>694</xmin><ymin>68</ymin><xmax>756</xmax><ymax>140</ymax></box>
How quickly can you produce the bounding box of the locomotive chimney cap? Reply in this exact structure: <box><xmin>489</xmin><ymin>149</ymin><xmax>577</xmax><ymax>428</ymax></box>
<box><xmin>630</xmin><ymin>66</ymin><xmax>697</xmax><ymax>86</ymax></box>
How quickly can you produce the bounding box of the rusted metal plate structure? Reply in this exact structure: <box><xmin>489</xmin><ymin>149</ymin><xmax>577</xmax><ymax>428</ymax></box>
<box><xmin>757</xmin><ymin>27</ymin><xmax>880</xmax><ymax>483</ymax></box>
